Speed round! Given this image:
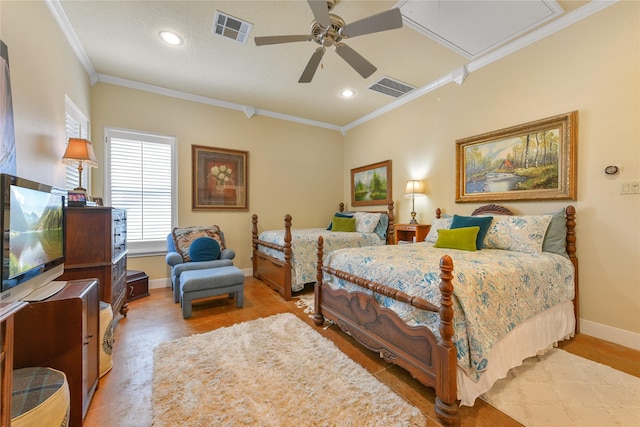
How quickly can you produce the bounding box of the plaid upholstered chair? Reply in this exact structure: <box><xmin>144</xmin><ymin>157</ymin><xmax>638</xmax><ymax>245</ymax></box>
<box><xmin>166</xmin><ymin>226</ymin><xmax>236</xmax><ymax>303</ymax></box>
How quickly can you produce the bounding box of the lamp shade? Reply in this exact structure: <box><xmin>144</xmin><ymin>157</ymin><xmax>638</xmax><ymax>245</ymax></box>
<box><xmin>404</xmin><ymin>180</ymin><xmax>425</xmax><ymax>197</ymax></box>
<box><xmin>62</xmin><ymin>138</ymin><xmax>98</xmax><ymax>167</ymax></box>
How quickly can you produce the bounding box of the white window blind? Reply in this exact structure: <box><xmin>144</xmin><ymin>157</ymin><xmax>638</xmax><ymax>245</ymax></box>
<box><xmin>105</xmin><ymin>128</ymin><xmax>176</xmax><ymax>256</ymax></box>
<box><xmin>64</xmin><ymin>97</ymin><xmax>89</xmax><ymax>190</ymax></box>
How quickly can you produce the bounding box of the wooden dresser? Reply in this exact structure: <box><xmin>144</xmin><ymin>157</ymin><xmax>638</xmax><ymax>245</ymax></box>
<box><xmin>13</xmin><ymin>280</ymin><xmax>99</xmax><ymax>427</ymax></box>
<box><xmin>60</xmin><ymin>207</ymin><xmax>128</xmax><ymax>317</ymax></box>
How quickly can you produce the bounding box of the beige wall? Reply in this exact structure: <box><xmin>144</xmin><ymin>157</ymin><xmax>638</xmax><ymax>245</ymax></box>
<box><xmin>90</xmin><ymin>83</ymin><xmax>344</xmax><ymax>279</ymax></box>
<box><xmin>344</xmin><ymin>2</ymin><xmax>640</xmax><ymax>336</ymax></box>
<box><xmin>4</xmin><ymin>1</ymin><xmax>638</xmax><ymax>342</ymax></box>
<box><xmin>0</xmin><ymin>0</ymin><xmax>90</xmax><ymax>187</ymax></box>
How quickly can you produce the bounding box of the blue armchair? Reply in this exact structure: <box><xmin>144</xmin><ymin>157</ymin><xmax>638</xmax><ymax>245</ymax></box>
<box><xmin>166</xmin><ymin>231</ymin><xmax>236</xmax><ymax>303</ymax></box>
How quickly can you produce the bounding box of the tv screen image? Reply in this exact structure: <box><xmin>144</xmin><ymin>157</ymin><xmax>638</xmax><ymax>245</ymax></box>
<box><xmin>8</xmin><ymin>185</ymin><xmax>64</xmax><ymax>279</ymax></box>
<box><xmin>0</xmin><ymin>174</ymin><xmax>66</xmax><ymax>302</ymax></box>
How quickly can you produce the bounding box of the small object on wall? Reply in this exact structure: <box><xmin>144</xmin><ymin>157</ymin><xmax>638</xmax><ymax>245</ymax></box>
<box><xmin>604</xmin><ymin>165</ymin><xmax>619</xmax><ymax>175</ymax></box>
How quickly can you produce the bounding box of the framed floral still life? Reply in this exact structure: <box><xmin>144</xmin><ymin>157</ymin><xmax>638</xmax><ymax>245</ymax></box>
<box><xmin>350</xmin><ymin>160</ymin><xmax>392</xmax><ymax>207</ymax></box>
<box><xmin>192</xmin><ymin>145</ymin><xmax>249</xmax><ymax>210</ymax></box>
<box><xmin>456</xmin><ymin>111</ymin><xmax>577</xmax><ymax>203</ymax></box>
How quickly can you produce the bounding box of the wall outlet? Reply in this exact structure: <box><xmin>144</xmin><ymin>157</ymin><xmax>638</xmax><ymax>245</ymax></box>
<box><xmin>621</xmin><ymin>180</ymin><xmax>640</xmax><ymax>194</ymax></box>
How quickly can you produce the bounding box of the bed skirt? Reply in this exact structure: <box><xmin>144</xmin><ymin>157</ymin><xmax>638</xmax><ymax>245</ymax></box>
<box><xmin>457</xmin><ymin>300</ymin><xmax>575</xmax><ymax>406</ymax></box>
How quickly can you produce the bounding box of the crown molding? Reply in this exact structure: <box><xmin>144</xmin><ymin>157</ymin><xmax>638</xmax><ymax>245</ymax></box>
<box><xmin>47</xmin><ymin>0</ymin><xmax>618</xmax><ymax>135</ymax></box>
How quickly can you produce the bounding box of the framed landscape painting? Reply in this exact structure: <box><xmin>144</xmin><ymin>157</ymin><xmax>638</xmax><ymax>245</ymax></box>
<box><xmin>192</xmin><ymin>145</ymin><xmax>248</xmax><ymax>210</ymax></box>
<box><xmin>456</xmin><ymin>111</ymin><xmax>577</xmax><ymax>202</ymax></box>
<box><xmin>351</xmin><ymin>160</ymin><xmax>392</xmax><ymax>207</ymax></box>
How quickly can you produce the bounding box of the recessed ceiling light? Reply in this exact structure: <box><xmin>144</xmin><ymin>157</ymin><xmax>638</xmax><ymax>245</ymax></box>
<box><xmin>159</xmin><ymin>31</ymin><xmax>183</xmax><ymax>46</ymax></box>
<box><xmin>340</xmin><ymin>89</ymin><xmax>355</xmax><ymax>98</ymax></box>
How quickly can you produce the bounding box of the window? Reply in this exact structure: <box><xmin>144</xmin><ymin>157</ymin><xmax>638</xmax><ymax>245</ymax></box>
<box><xmin>105</xmin><ymin>128</ymin><xmax>177</xmax><ymax>256</ymax></box>
<box><xmin>64</xmin><ymin>96</ymin><xmax>89</xmax><ymax>190</ymax></box>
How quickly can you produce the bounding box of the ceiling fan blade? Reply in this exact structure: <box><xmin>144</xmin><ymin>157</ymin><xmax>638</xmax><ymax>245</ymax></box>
<box><xmin>335</xmin><ymin>43</ymin><xmax>376</xmax><ymax>79</ymax></box>
<box><xmin>307</xmin><ymin>0</ymin><xmax>331</xmax><ymax>28</ymax></box>
<box><xmin>340</xmin><ymin>8</ymin><xmax>403</xmax><ymax>38</ymax></box>
<box><xmin>255</xmin><ymin>35</ymin><xmax>313</xmax><ymax>46</ymax></box>
<box><xmin>298</xmin><ymin>47</ymin><xmax>326</xmax><ymax>83</ymax></box>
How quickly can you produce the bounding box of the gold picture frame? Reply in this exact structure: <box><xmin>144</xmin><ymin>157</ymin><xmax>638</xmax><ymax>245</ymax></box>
<box><xmin>456</xmin><ymin>111</ymin><xmax>577</xmax><ymax>202</ymax></box>
<box><xmin>192</xmin><ymin>145</ymin><xmax>249</xmax><ymax>210</ymax></box>
<box><xmin>350</xmin><ymin>160</ymin><xmax>392</xmax><ymax>207</ymax></box>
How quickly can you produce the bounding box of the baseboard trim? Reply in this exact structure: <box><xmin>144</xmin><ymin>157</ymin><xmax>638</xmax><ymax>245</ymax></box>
<box><xmin>151</xmin><ymin>268</ymin><xmax>253</xmax><ymax>290</ymax></box>
<box><xmin>579</xmin><ymin>319</ymin><xmax>640</xmax><ymax>351</ymax></box>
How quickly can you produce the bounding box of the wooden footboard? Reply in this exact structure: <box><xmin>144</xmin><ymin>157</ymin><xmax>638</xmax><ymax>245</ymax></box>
<box><xmin>252</xmin><ymin>214</ymin><xmax>293</xmax><ymax>300</ymax></box>
<box><xmin>251</xmin><ymin>202</ymin><xmax>396</xmax><ymax>301</ymax></box>
<box><xmin>313</xmin><ymin>236</ymin><xmax>459</xmax><ymax>425</ymax></box>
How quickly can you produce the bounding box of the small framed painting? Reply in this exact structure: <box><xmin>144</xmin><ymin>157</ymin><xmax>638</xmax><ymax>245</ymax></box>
<box><xmin>456</xmin><ymin>111</ymin><xmax>578</xmax><ymax>202</ymax></box>
<box><xmin>350</xmin><ymin>160</ymin><xmax>392</xmax><ymax>207</ymax></box>
<box><xmin>192</xmin><ymin>145</ymin><xmax>249</xmax><ymax>210</ymax></box>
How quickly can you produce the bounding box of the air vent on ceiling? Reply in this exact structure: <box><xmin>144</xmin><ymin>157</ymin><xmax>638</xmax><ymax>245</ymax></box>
<box><xmin>213</xmin><ymin>11</ymin><xmax>253</xmax><ymax>44</ymax></box>
<box><xmin>368</xmin><ymin>77</ymin><xmax>416</xmax><ymax>98</ymax></box>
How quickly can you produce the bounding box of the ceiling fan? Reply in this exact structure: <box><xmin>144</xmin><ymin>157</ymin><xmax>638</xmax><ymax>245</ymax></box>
<box><xmin>254</xmin><ymin>0</ymin><xmax>403</xmax><ymax>83</ymax></box>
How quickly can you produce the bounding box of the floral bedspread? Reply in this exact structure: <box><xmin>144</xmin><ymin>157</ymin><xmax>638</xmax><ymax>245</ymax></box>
<box><xmin>258</xmin><ymin>228</ymin><xmax>384</xmax><ymax>292</ymax></box>
<box><xmin>322</xmin><ymin>243</ymin><xmax>575</xmax><ymax>380</ymax></box>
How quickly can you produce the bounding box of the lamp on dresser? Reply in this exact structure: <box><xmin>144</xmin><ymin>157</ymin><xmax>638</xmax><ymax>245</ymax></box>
<box><xmin>62</xmin><ymin>138</ymin><xmax>97</xmax><ymax>192</ymax></box>
<box><xmin>404</xmin><ymin>179</ymin><xmax>426</xmax><ymax>224</ymax></box>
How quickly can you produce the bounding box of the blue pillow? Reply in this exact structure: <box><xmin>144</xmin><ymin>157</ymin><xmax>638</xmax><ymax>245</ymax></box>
<box><xmin>373</xmin><ymin>214</ymin><xmax>389</xmax><ymax>240</ymax></box>
<box><xmin>189</xmin><ymin>237</ymin><xmax>221</xmax><ymax>262</ymax></box>
<box><xmin>450</xmin><ymin>215</ymin><xmax>493</xmax><ymax>250</ymax></box>
<box><xmin>327</xmin><ymin>212</ymin><xmax>354</xmax><ymax>230</ymax></box>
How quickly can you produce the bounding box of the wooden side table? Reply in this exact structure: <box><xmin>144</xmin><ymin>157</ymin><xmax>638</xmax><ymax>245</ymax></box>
<box><xmin>394</xmin><ymin>224</ymin><xmax>431</xmax><ymax>244</ymax></box>
<box><xmin>0</xmin><ymin>301</ymin><xmax>27</xmax><ymax>427</ymax></box>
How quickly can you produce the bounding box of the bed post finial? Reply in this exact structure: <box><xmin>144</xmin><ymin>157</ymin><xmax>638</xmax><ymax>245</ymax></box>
<box><xmin>313</xmin><ymin>236</ymin><xmax>325</xmax><ymax>326</ymax></box>
<box><xmin>252</xmin><ymin>214</ymin><xmax>259</xmax><ymax>277</ymax></box>
<box><xmin>283</xmin><ymin>214</ymin><xmax>293</xmax><ymax>300</ymax></box>
<box><xmin>565</xmin><ymin>205</ymin><xmax>579</xmax><ymax>333</ymax></box>
<box><xmin>437</xmin><ymin>254</ymin><xmax>459</xmax><ymax>425</ymax></box>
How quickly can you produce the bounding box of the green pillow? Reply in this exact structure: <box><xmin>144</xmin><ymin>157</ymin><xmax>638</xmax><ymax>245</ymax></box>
<box><xmin>434</xmin><ymin>226</ymin><xmax>480</xmax><ymax>251</ymax></box>
<box><xmin>331</xmin><ymin>216</ymin><xmax>356</xmax><ymax>232</ymax></box>
<box><xmin>450</xmin><ymin>215</ymin><xmax>493</xmax><ymax>249</ymax></box>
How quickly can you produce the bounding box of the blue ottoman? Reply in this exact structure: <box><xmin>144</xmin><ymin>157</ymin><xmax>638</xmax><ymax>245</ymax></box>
<box><xmin>179</xmin><ymin>266</ymin><xmax>245</xmax><ymax>318</ymax></box>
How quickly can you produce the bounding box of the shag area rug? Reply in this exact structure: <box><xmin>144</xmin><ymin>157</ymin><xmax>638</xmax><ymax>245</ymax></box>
<box><xmin>481</xmin><ymin>348</ymin><xmax>640</xmax><ymax>427</ymax></box>
<box><xmin>152</xmin><ymin>312</ymin><xmax>426</xmax><ymax>426</ymax></box>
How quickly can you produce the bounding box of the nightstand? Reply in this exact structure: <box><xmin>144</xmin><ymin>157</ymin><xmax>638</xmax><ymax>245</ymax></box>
<box><xmin>394</xmin><ymin>224</ymin><xmax>431</xmax><ymax>244</ymax></box>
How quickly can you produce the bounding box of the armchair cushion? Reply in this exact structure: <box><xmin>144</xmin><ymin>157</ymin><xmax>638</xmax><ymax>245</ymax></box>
<box><xmin>189</xmin><ymin>237</ymin><xmax>221</xmax><ymax>262</ymax></box>
<box><xmin>171</xmin><ymin>225</ymin><xmax>225</xmax><ymax>262</ymax></box>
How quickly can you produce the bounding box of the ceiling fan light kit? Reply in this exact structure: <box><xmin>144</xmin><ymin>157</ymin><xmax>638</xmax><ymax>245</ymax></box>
<box><xmin>255</xmin><ymin>0</ymin><xmax>403</xmax><ymax>83</ymax></box>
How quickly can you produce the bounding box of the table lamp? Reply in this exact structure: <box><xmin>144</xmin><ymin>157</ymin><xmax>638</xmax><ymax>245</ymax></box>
<box><xmin>62</xmin><ymin>138</ymin><xmax>97</xmax><ymax>192</ymax></box>
<box><xmin>404</xmin><ymin>179</ymin><xmax>426</xmax><ymax>224</ymax></box>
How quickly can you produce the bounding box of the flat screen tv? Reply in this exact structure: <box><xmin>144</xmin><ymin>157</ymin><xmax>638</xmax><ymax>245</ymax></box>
<box><xmin>0</xmin><ymin>174</ymin><xmax>66</xmax><ymax>303</ymax></box>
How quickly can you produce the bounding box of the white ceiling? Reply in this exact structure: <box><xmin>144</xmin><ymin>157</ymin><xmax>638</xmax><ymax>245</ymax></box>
<box><xmin>51</xmin><ymin>0</ymin><xmax>606</xmax><ymax>130</ymax></box>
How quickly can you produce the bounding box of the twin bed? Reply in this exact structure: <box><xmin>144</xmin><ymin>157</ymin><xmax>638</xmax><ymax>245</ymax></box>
<box><xmin>251</xmin><ymin>202</ymin><xmax>395</xmax><ymax>300</ymax></box>
<box><xmin>312</xmin><ymin>204</ymin><xmax>578</xmax><ymax>425</ymax></box>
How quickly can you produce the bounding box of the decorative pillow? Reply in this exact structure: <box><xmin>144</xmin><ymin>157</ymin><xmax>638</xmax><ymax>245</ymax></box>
<box><xmin>483</xmin><ymin>215</ymin><xmax>552</xmax><ymax>254</ymax></box>
<box><xmin>542</xmin><ymin>208</ymin><xmax>568</xmax><ymax>257</ymax></box>
<box><xmin>327</xmin><ymin>212</ymin><xmax>354</xmax><ymax>230</ymax></box>
<box><xmin>425</xmin><ymin>217</ymin><xmax>453</xmax><ymax>243</ymax></box>
<box><xmin>450</xmin><ymin>215</ymin><xmax>493</xmax><ymax>250</ymax></box>
<box><xmin>331</xmin><ymin>216</ymin><xmax>356</xmax><ymax>232</ymax></box>
<box><xmin>353</xmin><ymin>212</ymin><xmax>381</xmax><ymax>233</ymax></box>
<box><xmin>188</xmin><ymin>237</ymin><xmax>221</xmax><ymax>262</ymax></box>
<box><xmin>434</xmin><ymin>227</ymin><xmax>480</xmax><ymax>251</ymax></box>
<box><xmin>373</xmin><ymin>214</ymin><xmax>389</xmax><ymax>240</ymax></box>
<box><xmin>172</xmin><ymin>225</ymin><xmax>225</xmax><ymax>262</ymax></box>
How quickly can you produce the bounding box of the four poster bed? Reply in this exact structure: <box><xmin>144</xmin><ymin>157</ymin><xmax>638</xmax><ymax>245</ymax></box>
<box><xmin>313</xmin><ymin>204</ymin><xmax>578</xmax><ymax>425</ymax></box>
<box><xmin>252</xmin><ymin>202</ymin><xmax>395</xmax><ymax>300</ymax></box>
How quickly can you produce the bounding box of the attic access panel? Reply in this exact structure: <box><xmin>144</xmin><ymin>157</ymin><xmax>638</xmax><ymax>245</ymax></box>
<box><xmin>397</xmin><ymin>0</ymin><xmax>564</xmax><ymax>59</ymax></box>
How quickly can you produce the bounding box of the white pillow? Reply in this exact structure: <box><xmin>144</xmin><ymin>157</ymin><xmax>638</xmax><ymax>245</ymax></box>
<box><xmin>483</xmin><ymin>215</ymin><xmax>552</xmax><ymax>254</ymax></box>
<box><xmin>353</xmin><ymin>212</ymin><xmax>381</xmax><ymax>233</ymax></box>
<box><xmin>425</xmin><ymin>217</ymin><xmax>453</xmax><ymax>243</ymax></box>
